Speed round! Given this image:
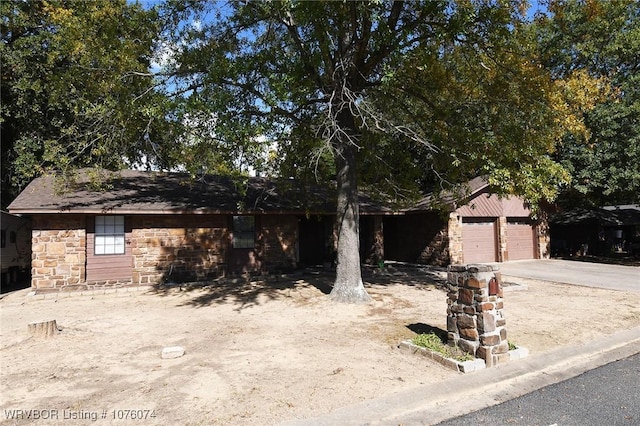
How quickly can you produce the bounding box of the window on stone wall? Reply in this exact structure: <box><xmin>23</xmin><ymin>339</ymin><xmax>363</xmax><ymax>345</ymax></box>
<box><xmin>232</xmin><ymin>216</ymin><xmax>255</xmax><ymax>249</ymax></box>
<box><xmin>95</xmin><ymin>216</ymin><xmax>125</xmax><ymax>255</ymax></box>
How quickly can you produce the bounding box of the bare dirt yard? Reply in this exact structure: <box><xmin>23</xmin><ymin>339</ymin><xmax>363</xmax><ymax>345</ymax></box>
<box><xmin>1</xmin><ymin>266</ymin><xmax>639</xmax><ymax>425</ymax></box>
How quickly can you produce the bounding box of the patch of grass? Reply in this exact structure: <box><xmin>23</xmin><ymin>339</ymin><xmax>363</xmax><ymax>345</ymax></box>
<box><xmin>508</xmin><ymin>341</ymin><xmax>517</xmax><ymax>351</ymax></box>
<box><xmin>412</xmin><ymin>332</ymin><xmax>474</xmax><ymax>362</ymax></box>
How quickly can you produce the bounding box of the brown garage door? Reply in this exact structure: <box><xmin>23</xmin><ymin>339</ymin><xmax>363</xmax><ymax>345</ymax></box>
<box><xmin>506</xmin><ymin>221</ymin><xmax>536</xmax><ymax>260</ymax></box>
<box><xmin>462</xmin><ymin>220</ymin><xmax>497</xmax><ymax>263</ymax></box>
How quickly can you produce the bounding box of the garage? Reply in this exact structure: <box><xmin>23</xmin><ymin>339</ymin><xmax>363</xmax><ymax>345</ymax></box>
<box><xmin>506</xmin><ymin>220</ymin><xmax>537</xmax><ymax>260</ymax></box>
<box><xmin>462</xmin><ymin>219</ymin><xmax>498</xmax><ymax>263</ymax></box>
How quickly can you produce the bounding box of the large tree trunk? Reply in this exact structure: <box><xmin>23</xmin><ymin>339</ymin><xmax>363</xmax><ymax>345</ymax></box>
<box><xmin>329</xmin><ymin>141</ymin><xmax>371</xmax><ymax>303</ymax></box>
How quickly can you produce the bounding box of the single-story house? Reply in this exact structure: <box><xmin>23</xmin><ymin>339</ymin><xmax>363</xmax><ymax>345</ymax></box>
<box><xmin>8</xmin><ymin>170</ymin><xmax>548</xmax><ymax>291</ymax></box>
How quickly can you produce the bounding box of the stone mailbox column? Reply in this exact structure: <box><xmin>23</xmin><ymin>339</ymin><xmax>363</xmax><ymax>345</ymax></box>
<box><xmin>446</xmin><ymin>264</ymin><xmax>508</xmax><ymax>367</ymax></box>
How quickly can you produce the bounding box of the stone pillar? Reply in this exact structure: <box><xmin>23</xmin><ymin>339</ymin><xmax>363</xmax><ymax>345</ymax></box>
<box><xmin>373</xmin><ymin>216</ymin><xmax>384</xmax><ymax>265</ymax></box>
<box><xmin>537</xmin><ymin>218</ymin><xmax>550</xmax><ymax>259</ymax></box>
<box><xmin>446</xmin><ymin>264</ymin><xmax>508</xmax><ymax>367</ymax></box>
<box><xmin>447</xmin><ymin>213</ymin><xmax>464</xmax><ymax>264</ymax></box>
<box><xmin>497</xmin><ymin>216</ymin><xmax>508</xmax><ymax>262</ymax></box>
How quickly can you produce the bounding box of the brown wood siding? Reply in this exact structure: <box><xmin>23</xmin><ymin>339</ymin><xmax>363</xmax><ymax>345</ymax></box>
<box><xmin>502</xmin><ymin>196</ymin><xmax>532</xmax><ymax>217</ymax></box>
<box><xmin>86</xmin><ymin>216</ymin><xmax>133</xmax><ymax>282</ymax></box>
<box><xmin>456</xmin><ymin>191</ymin><xmax>503</xmax><ymax>217</ymax></box>
<box><xmin>506</xmin><ymin>221</ymin><xmax>536</xmax><ymax>260</ymax></box>
<box><xmin>462</xmin><ymin>219</ymin><xmax>498</xmax><ymax>263</ymax></box>
<box><xmin>456</xmin><ymin>191</ymin><xmax>532</xmax><ymax>218</ymax></box>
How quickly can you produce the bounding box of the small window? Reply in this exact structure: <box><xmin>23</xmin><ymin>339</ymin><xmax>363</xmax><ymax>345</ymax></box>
<box><xmin>95</xmin><ymin>216</ymin><xmax>125</xmax><ymax>255</ymax></box>
<box><xmin>1</xmin><ymin>230</ymin><xmax>5</xmax><ymax>248</ymax></box>
<box><xmin>232</xmin><ymin>216</ymin><xmax>255</xmax><ymax>249</ymax></box>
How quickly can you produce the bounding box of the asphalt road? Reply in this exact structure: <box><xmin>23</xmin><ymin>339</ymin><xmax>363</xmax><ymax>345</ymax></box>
<box><xmin>496</xmin><ymin>259</ymin><xmax>640</xmax><ymax>292</ymax></box>
<box><xmin>436</xmin><ymin>352</ymin><xmax>640</xmax><ymax>426</ymax></box>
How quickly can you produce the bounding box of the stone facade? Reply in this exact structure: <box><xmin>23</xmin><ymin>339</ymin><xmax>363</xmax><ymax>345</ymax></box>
<box><xmin>446</xmin><ymin>264</ymin><xmax>509</xmax><ymax>367</ymax></box>
<box><xmin>536</xmin><ymin>218</ymin><xmax>550</xmax><ymax>259</ymax></box>
<box><xmin>383</xmin><ymin>212</ymin><xmax>451</xmax><ymax>266</ymax></box>
<box><xmin>129</xmin><ymin>214</ymin><xmax>299</xmax><ymax>285</ymax></box>
<box><xmin>360</xmin><ymin>216</ymin><xmax>384</xmax><ymax>265</ymax></box>
<box><xmin>31</xmin><ymin>215</ymin><xmax>86</xmax><ymax>289</ymax></box>
<box><xmin>255</xmin><ymin>215</ymin><xmax>298</xmax><ymax>273</ymax></box>
<box><xmin>130</xmin><ymin>215</ymin><xmax>229</xmax><ymax>285</ymax></box>
<box><xmin>497</xmin><ymin>217</ymin><xmax>508</xmax><ymax>262</ymax></box>
<box><xmin>29</xmin><ymin>213</ymin><xmax>302</xmax><ymax>290</ymax></box>
<box><xmin>447</xmin><ymin>213</ymin><xmax>464</xmax><ymax>265</ymax></box>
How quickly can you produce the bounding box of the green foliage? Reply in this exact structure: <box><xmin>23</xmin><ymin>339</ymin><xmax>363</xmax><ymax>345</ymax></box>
<box><xmin>163</xmin><ymin>0</ymin><xmax>592</xmax><ymax>209</ymax></box>
<box><xmin>375</xmin><ymin>2</ymin><xmax>609</xmax><ymax>208</ymax></box>
<box><xmin>534</xmin><ymin>0</ymin><xmax>640</xmax><ymax>207</ymax></box>
<box><xmin>158</xmin><ymin>1</ymin><xmax>608</xmax><ymax>299</ymax></box>
<box><xmin>412</xmin><ymin>333</ymin><xmax>474</xmax><ymax>362</ymax></box>
<box><xmin>1</xmin><ymin>0</ymin><xmax>171</xmax><ymax>207</ymax></box>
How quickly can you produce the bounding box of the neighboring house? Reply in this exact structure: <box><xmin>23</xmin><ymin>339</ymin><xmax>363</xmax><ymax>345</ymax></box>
<box><xmin>8</xmin><ymin>171</ymin><xmax>547</xmax><ymax>291</ymax></box>
<box><xmin>550</xmin><ymin>205</ymin><xmax>640</xmax><ymax>256</ymax></box>
<box><xmin>1</xmin><ymin>211</ymin><xmax>31</xmax><ymax>284</ymax></box>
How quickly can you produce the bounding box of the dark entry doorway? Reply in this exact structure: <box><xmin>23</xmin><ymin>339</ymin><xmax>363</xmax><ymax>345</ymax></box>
<box><xmin>298</xmin><ymin>216</ymin><xmax>330</xmax><ymax>266</ymax></box>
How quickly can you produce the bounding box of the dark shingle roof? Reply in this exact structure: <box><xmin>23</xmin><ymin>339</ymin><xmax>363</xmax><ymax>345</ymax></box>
<box><xmin>8</xmin><ymin>169</ymin><xmax>395</xmax><ymax>215</ymax></box>
<box><xmin>550</xmin><ymin>207</ymin><xmax>640</xmax><ymax>226</ymax></box>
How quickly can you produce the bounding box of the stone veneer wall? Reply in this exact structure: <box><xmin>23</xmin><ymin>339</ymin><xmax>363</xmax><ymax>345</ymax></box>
<box><xmin>416</xmin><ymin>227</ymin><xmax>450</xmax><ymax>265</ymax></box>
<box><xmin>536</xmin><ymin>218</ymin><xmax>550</xmax><ymax>259</ymax></box>
<box><xmin>497</xmin><ymin>217</ymin><xmax>508</xmax><ymax>262</ymax></box>
<box><xmin>372</xmin><ymin>216</ymin><xmax>384</xmax><ymax>264</ymax></box>
<box><xmin>31</xmin><ymin>215</ymin><xmax>86</xmax><ymax>289</ymax></box>
<box><xmin>130</xmin><ymin>215</ymin><xmax>228</xmax><ymax>285</ymax></box>
<box><xmin>360</xmin><ymin>216</ymin><xmax>384</xmax><ymax>265</ymax></box>
<box><xmin>256</xmin><ymin>215</ymin><xmax>298</xmax><ymax>273</ymax></box>
<box><xmin>447</xmin><ymin>264</ymin><xmax>508</xmax><ymax>367</ymax></box>
<box><xmin>383</xmin><ymin>213</ymin><xmax>450</xmax><ymax>266</ymax></box>
<box><xmin>28</xmin><ymin>213</ymin><xmax>305</xmax><ymax>289</ymax></box>
<box><xmin>447</xmin><ymin>213</ymin><xmax>464</xmax><ymax>265</ymax></box>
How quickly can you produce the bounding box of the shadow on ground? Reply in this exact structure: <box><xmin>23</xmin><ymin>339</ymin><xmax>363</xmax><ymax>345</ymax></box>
<box><xmin>407</xmin><ymin>322</ymin><xmax>449</xmax><ymax>342</ymax></box>
<box><xmin>363</xmin><ymin>263</ymin><xmax>448</xmax><ymax>287</ymax></box>
<box><xmin>149</xmin><ymin>264</ymin><xmax>446</xmax><ymax>309</ymax></box>
<box><xmin>150</xmin><ymin>270</ymin><xmax>333</xmax><ymax>310</ymax></box>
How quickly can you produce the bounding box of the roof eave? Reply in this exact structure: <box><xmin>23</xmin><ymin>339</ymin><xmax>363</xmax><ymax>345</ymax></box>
<box><xmin>8</xmin><ymin>208</ymin><xmax>399</xmax><ymax>216</ymax></box>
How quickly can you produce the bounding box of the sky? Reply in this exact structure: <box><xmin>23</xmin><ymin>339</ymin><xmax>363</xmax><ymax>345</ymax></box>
<box><xmin>133</xmin><ymin>0</ymin><xmax>548</xmax><ymax>19</ymax></box>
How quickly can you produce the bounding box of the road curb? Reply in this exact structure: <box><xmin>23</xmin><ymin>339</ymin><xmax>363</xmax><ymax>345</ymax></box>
<box><xmin>280</xmin><ymin>326</ymin><xmax>640</xmax><ymax>426</ymax></box>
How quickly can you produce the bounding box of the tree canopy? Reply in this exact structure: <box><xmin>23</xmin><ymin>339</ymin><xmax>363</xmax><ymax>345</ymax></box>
<box><xmin>1</xmin><ymin>0</ymin><xmax>169</xmax><ymax>208</ymax></box>
<box><xmin>2</xmin><ymin>0</ymin><xmax>624</xmax><ymax>303</ymax></box>
<box><xmin>160</xmin><ymin>0</ymin><xmax>597</xmax><ymax>302</ymax></box>
<box><xmin>533</xmin><ymin>0</ymin><xmax>640</xmax><ymax>207</ymax></box>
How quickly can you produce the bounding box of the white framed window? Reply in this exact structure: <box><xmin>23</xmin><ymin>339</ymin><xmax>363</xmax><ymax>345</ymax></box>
<box><xmin>95</xmin><ymin>216</ymin><xmax>125</xmax><ymax>255</ymax></box>
<box><xmin>232</xmin><ymin>216</ymin><xmax>255</xmax><ymax>249</ymax></box>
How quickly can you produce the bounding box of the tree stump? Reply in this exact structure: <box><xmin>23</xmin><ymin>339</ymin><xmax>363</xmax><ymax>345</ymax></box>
<box><xmin>28</xmin><ymin>320</ymin><xmax>59</xmax><ymax>338</ymax></box>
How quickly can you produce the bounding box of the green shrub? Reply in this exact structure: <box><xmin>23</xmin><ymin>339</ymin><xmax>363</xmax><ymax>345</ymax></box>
<box><xmin>411</xmin><ymin>332</ymin><xmax>473</xmax><ymax>362</ymax></box>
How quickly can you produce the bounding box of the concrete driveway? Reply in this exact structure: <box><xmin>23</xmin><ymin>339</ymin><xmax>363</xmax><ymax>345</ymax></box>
<box><xmin>496</xmin><ymin>259</ymin><xmax>639</xmax><ymax>292</ymax></box>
